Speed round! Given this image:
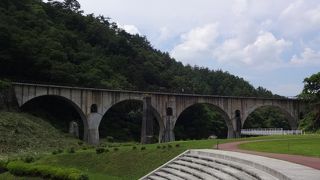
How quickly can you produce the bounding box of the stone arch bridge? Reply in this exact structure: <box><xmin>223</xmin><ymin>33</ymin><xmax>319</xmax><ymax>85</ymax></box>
<box><xmin>12</xmin><ymin>82</ymin><xmax>307</xmax><ymax>144</ymax></box>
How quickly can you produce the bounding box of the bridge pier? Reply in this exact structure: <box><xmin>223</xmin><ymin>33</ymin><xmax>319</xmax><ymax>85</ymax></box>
<box><xmin>227</xmin><ymin>126</ymin><xmax>235</xmax><ymax>138</ymax></box>
<box><xmin>141</xmin><ymin>97</ymin><xmax>154</xmax><ymax>144</ymax></box>
<box><xmin>86</xmin><ymin>113</ymin><xmax>102</xmax><ymax>145</ymax></box>
<box><xmin>161</xmin><ymin>116</ymin><xmax>175</xmax><ymax>142</ymax></box>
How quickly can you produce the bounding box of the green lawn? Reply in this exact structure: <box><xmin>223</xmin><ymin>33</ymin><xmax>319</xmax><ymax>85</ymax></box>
<box><xmin>32</xmin><ymin>139</ymin><xmax>227</xmax><ymax>180</ymax></box>
<box><xmin>239</xmin><ymin>135</ymin><xmax>320</xmax><ymax>157</ymax></box>
<box><xmin>1</xmin><ymin>113</ymin><xmax>319</xmax><ymax>180</ymax></box>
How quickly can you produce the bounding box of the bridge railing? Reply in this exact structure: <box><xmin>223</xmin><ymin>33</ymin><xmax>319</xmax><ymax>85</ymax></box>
<box><xmin>241</xmin><ymin>128</ymin><xmax>303</xmax><ymax>136</ymax></box>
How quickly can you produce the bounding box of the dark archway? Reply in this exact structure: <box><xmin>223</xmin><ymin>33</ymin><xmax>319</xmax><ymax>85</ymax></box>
<box><xmin>243</xmin><ymin>106</ymin><xmax>292</xmax><ymax>130</ymax></box>
<box><xmin>21</xmin><ymin>95</ymin><xmax>86</xmax><ymax>140</ymax></box>
<box><xmin>99</xmin><ymin>100</ymin><xmax>160</xmax><ymax>143</ymax></box>
<box><xmin>174</xmin><ymin>103</ymin><xmax>229</xmax><ymax>140</ymax></box>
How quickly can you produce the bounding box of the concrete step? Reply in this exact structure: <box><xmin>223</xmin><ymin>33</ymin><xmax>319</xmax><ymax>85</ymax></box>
<box><xmin>182</xmin><ymin>155</ymin><xmax>257</xmax><ymax>180</ymax></box>
<box><xmin>185</xmin><ymin>153</ymin><xmax>277</xmax><ymax>180</ymax></box>
<box><xmin>147</xmin><ymin>175</ymin><xmax>169</xmax><ymax>180</ymax></box>
<box><xmin>154</xmin><ymin>171</ymin><xmax>184</xmax><ymax>180</ymax></box>
<box><xmin>174</xmin><ymin>159</ymin><xmax>237</xmax><ymax>180</ymax></box>
<box><xmin>168</xmin><ymin>163</ymin><xmax>217</xmax><ymax>180</ymax></box>
<box><xmin>163</xmin><ymin>165</ymin><xmax>202</xmax><ymax>180</ymax></box>
<box><xmin>161</xmin><ymin>167</ymin><xmax>196</xmax><ymax>180</ymax></box>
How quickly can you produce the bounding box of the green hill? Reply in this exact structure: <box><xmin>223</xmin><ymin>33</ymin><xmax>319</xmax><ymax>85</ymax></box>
<box><xmin>0</xmin><ymin>111</ymin><xmax>80</xmax><ymax>155</ymax></box>
<box><xmin>0</xmin><ymin>0</ymin><xmax>274</xmax><ymax>97</ymax></box>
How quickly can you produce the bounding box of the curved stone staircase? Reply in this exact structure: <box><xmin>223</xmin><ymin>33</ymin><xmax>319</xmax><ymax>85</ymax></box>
<box><xmin>140</xmin><ymin>149</ymin><xmax>320</xmax><ymax>180</ymax></box>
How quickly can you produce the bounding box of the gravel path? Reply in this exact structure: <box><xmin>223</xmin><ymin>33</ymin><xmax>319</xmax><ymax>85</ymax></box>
<box><xmin>216</xmin><ymin>140</ymin><xmax>320</xmax><ymax>170</ymax></box>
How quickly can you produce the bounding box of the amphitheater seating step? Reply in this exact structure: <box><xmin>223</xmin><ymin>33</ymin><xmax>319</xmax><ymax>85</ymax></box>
<box><xmin>140</xmin><ymin>149</ymin><xmax>320</xmax><ymax>180</ymax></box>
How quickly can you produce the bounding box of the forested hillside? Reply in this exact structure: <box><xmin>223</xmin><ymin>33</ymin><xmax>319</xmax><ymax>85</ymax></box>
<box><xmin>0</xmin><ymin>0</ymin><xmax>274</xmax><ymax>97</ymax></box>
<box><xmin>1</xmin><ymin>0</ymin><xmax>296</xmax><ymax>142</ymax></box>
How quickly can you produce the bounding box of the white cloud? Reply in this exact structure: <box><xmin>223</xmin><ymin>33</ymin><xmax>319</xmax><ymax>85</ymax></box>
<box><xmin>278</xmin><ymin>0</ymin><xmax>320</xmax><ymax>37</ymax></box>
<box><xmin>118</xmin><ymin>24</ymin><xmax>140</xmax><ymax>35</ymax></box>
<box><xmin>213</xmin><ymin>31</ymin><xmax>291</xmax><ymax>69</ymax></box>
<box><xmin>290</xmin><ymin>48</ymin><xmax>320</xmax><ymax>66</ymax></box>
<box><xmin>170</xmin><ymin>23</ymin><xmax>219</xmax><ymax>65</ymax></box>
<box><xmin>74</xmin><ymin>0</ymin><xmax>320</xmax><ymax>96</ymax></box>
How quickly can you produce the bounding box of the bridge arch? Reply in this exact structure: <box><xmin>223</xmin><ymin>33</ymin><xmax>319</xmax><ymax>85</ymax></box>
<box><xmin>243</xmin><ymin>104</ymin><xmax>297</xmax><ymax>130</ymax></box>
<box><xmin>98</xmin><ymin>99</ymin><xmax>164</xmax><ymax>143</ymax></box>
<box><xmin>174</xmin><ymin>102</ymin><xmax>233</xmax><ymax>140</ymax></box>
<box><xmin>20</xmin><ymin>95</ymin><xmax>88</xmax><ymax>140</ymax></box>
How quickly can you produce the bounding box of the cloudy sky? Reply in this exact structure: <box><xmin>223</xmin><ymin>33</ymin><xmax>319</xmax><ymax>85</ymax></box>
<box><xmin>74</xmin><ymin>0</ymin><xmax>319</xmax><ymax>96</ymax></box>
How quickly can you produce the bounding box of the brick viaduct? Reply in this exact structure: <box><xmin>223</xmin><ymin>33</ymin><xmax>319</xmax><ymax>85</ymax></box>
<box><xmin>12</xmin><ymin>82</ymin><xmax>307</xmax><ymax>144</ymax></box>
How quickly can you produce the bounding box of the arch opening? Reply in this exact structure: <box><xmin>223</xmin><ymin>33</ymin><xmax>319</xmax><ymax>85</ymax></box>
<box><xmin>90</xmin><ymin>104</ymin><xmax>97</xmax><ymax>113</ymax></box>
<box><xmin>174</xmin><ymin>103</ymin><xmax>230</xmax><ymax>140</ymax></box>
<box><xmin>21</xmin><ymin>95</ymin><xmax>86</xmax><ymax>140</ymax></box>
<box><xmin>99</xmin><ymin>100</ymin><xmax>161</xmax><ymax>143</ymax></box>
<box><xmin>243</xmin><ymin>106</ymin><xmax>293</xmax><ymax>130</ymax></box>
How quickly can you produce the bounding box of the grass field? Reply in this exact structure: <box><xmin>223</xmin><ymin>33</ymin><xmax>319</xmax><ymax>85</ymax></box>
<box><xmin>239</xmin><ymin>134</ymin><xmax>320</xmax><ymax>157</ymax></box>
<box><xmin>1</xmin><ymin>111</ymin><xmax>320</xmax><ymax>179</ymax></box>
<box><xmin>0</xmin><ymin>111</ymin><xmax>81</xmax><ymax>157</ymax></box>
<box><xmin>33</xmin><ymin>139</ymin><xmax>228</xmax><ymax>180</ymax></box>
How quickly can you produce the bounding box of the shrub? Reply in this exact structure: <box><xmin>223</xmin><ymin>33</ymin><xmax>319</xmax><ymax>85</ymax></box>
<box><xmin>106</xmin><ymin>136</ymin><xmax>114</xmax><ymax>142</ymax></box>
<box><xmin>7</xmin><ymin>161</ymin><xmax>89</xmax><ymax>180</ymax></box>
<box><xmin>0</xmin><ymin>79</ymin><xmax>11</xmax><ymax>90</ymax></box>
<box><xmin>96</xmin><ymin>147</ymin><xmax>105</xmax><ymax>154</ymax></box>
<box><xmin>141</xmin><ymin>147</ymin><xmax>146</xmax><ymax>150</ymax></box>
<box><xmin>23</xmin><ymin>156</ymin><xmax>35</xmax><ymax>163</ymax></box>
<box><xmin>132</xmin><ymin>146</ymin><xmax>137</xmax><ymax>150</ymax></box>
<box><xmin>105</xmin><ymin>148</ymin><xmax>109</xmax><ymax>152</ymax></box>
<box><xmin>82</xmin><ymin>147</ymin><xmax>87</xmax><ymax>150</ymax></box>
<box><xmin>162</xmin><ymin>145</ymin><xmax>166</xmax><ymax>149</ymax></box>
<box><xmin>68</xmin><ymin>147</ymin><xmax>75</xmax><ymax>153</ymax></box>
<box><xmin>156</xmin><ymin>145</ymin><xmax>161</xmax><ymax>149</ymax></box>
<box><xmin>167</xmin><ymin>144</ymin><xmax>172</xmax><ymax>148</ymax></box>
<box><xmin>175</xmin><ymin>144</ymin><xmax>180</xmax><ymax>148</ymax></box>
<box><xmin>78</xmin><ymin>141</ymin><xmax>84</xmax><ymax>146</ymax></box>
<box><xmin>0</xmin><ymin>160</ymin><xmax>8</xmax><ymax>173</ymax></box>
<box><xmin>113</xmin><ymin>147</ymin><xmax>119</xmax><ymax>151</ymax></box>
<box><xmin>52</xmin><ymin>149</ymin><xmax>63</xmax><ymax>155</ymax></box>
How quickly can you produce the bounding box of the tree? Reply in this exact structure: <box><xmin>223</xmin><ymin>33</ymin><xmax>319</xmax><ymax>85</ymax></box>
<box><xmin>63</xmin><ymin>0</ymin><xmax>81</xmax><ymax>12</ymax></box>
<box><xmin>299</xmin><ymin>72</ymin><xmax>320</xmax><ymax>132</ymax></box>
<box><xmin>300</xmin><ymin>72</ymin><xmax>320</xmax><ymax>102</ymax></box>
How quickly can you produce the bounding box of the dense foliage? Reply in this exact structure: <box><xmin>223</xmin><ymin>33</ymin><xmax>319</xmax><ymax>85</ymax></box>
<box><xmin>299</xmin><ymin>72</ymin><xmax>320</xmax><ymax>132</ymax></box>
<box><xmin>7</xmin><ymin>161</ymin><xmax>88</xmax><ymax>180</ymax></box>
<box><xmin>243</xmin><ymin>107</ymin><xmax>291</xmax><ymax>130</ymax></box>
<box><xmin>175</xmin><ymin>104</ymin><xmax>228</xmax><ymax>139</ymax></box>
<box><xmin>0</xmin><ymin>0</ymin><xmax>290</xmax><ymax>141</ymax></box>
<box><xmin>0</xmin><ymin>0</ymin><xmax>274</xmax><ymax>97</ymax></box>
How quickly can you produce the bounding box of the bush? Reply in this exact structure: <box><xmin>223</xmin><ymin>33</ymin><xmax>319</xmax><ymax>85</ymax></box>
<box><xmin>113</xmin><ymin>147</ymin><xmax>119</xmax><ymax>151</ymax></box>
<box><xmin>175</xmin><ymin>144</ymin><xmax>180</xmax><ymax>148</ymax></box>
<box><xmin>68</xmin><ymin>147</ymin><xmax>75</xmax><ymax>153</ymax></box>
<box><xmin>141</xmin><ymin>147</ymin><xmax>146</xmax><ymax>150</ymax></box>
<box><xmin>105</xmin><ymin>148</ymin><xmax>109</xmax><ymax>152</ymax></box>
<box><xmin>96</xmin><ymin>147</ymin><xmax>105</xmax><ymax>154</ymax></box>
<box><xmin>162</xmin><ymin>145</ymin><xmax>166</xmax><ymax>149</ymax></box>
<box><xmin>7</xmin><ymin>161</ymin><xmax>89</xmax><ymax>180</ymax></box>
<box><xmin>52</xmin><ymin>149</ymin><xmax>63</xmax><ymax>155</ymax></box>
<box><xmin>132</xmin><ymin>146</ymin><xmax>137</xmax><ymax>150</ymax></box>
<box><xmin>0</xmin><ymin>160</ymin><xmax>8</xmax><ymax>173</ymax></box>
<box><xmin>0</xmin><ymin>79</ymin><xmax>11</xmax><ymax>90</ymax></box>
<box><xmin>78</xmin><ymin>141</ymin><xmax>84</xmax><ymax>146</ymax></box>
<box><xmin>23</xmin><ymin>156</ymin><xmax>35</xmax><ymax>163</ymax></box>
<box><xmin>167</xmin><ymin>144</ymin><xmax>172</xmax><ymax>148</ymax></box>
<box><xmin>106</xmin><ymin>136</ymin><xmax>114</xmax><ymax>142</ymax></box>
<box><xmin>156</xmin><ymin>145</ymin><xmax>161</xmax><ymax>149</ymax></box>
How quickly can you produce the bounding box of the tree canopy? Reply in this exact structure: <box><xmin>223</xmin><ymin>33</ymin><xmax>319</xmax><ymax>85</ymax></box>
<box><xmin>0</xmin><ymin>0</ymin><xmax>277</xmax><ymax>97</ymax></box>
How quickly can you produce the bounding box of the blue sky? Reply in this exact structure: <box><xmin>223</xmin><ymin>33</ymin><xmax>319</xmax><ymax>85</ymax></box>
<box><xmin>73</xmin><ymin>0</ymin><xmax>320</xmax><ymax>96</ymax></box>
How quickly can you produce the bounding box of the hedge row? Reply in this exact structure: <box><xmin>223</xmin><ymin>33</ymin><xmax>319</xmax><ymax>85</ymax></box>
<box><xmin>7</xmin><ymin>161</ymin><xmax>88</xmax><ymax>180</ymax></box>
